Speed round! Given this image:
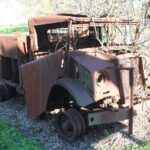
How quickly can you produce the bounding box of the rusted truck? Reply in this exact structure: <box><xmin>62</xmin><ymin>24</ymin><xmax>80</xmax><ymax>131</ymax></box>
<box><xmin>0</xmin><ymin>14</ymin><xmax>149</xmax><ymax>141</ymax></box>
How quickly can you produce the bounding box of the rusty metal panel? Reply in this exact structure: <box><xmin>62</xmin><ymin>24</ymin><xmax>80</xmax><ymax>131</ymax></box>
<box><xmin>88</xmin><ymin>108</ymin><xmax>134</xmax><ymax>126</ymax></box>
<box><xmin>28</xmin><ymin>16</ymin><xmax>140</xmax><ymax>35</ymax></box>
<box><xmin>93</xmin><ymin>68</ymin><xmax>121</xmax><ymax>102</ymax></box>
<box><xmin>17</xmin><ymin>35</ymin><xmax>30</xmax><ymax>55</ymax></box>
<box><xmin>0</xmin><ymin>36</ymin><xmax>18</xmax><ymax>59</ymax></box>
<box><xmin>21</xmin><ymin>51</ymin><xmax>63</xmax><ymax>119</ymax></box>
<box><xmin>28</xmin><ymin>15</ymin><xmax>72</xmax><ymax>34</ymax></box>
<box><xmin>118</xmin><ymin>54</ymin><xmax>145</xmax><ymax>98</ymax></box>
<box><xmin>70</xmin><ymin>50</ymin><xmax>121</xmax><ymax>102</ymax></box>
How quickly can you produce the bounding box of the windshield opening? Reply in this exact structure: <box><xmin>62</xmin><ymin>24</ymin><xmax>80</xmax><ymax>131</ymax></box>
<box><xmin>71</xmin><ymin>23</ymin><xmax>108</xmax><ymax>49</ymax></box>
<box><xmin>70</xmin><ymin>22</ymin><xmax>138</xmax><ymax>50</ymax></box>
<box><xmin>109</xmin><ymin>24</ymin><xmax>137</xmax><ymax>46</ymax></box>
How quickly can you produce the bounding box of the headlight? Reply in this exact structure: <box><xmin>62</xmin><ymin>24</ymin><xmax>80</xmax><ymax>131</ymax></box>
<box><xmin>97</xmin><ymin>72</ymin><xmax>107</xmax><ymax>86</ymax></box>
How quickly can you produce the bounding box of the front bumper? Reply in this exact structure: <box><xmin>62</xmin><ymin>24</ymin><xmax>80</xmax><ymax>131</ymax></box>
<box><xmin>87</xmin><ymin>99</ymin><xmax>150</xmax><ymax>126</ymax></box>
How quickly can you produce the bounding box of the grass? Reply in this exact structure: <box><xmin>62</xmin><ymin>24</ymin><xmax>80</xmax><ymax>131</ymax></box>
<box><xmin>125</xmin><ymin>142</ymin><xmax>150</xmax><ymax>150</ymax></box>
<box><xmin>0</xmin><ymin>121</ymin><xmax>45</xmax><ymax>150</ymax></box>
<box><xmin>0</xmin><ymin>24</ymin><xmax>28</xmax><ymax>34</ymax></box>
<box><xmin>0</xmin><ymin>121</ymin><xmax>150</xmax><ymax>150</ymax></box>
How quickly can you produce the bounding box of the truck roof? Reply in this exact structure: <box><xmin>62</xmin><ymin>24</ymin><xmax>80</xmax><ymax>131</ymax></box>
<box><xmin>28</xmin><ymin>14</ymin><xmax>140</xmax><ymax>34</ymax></box>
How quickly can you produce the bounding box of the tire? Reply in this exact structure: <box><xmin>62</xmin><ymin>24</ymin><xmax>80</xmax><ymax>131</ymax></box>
<box><xmin>56</xmin><ymin>108</ymin><xmax>86</xmax><ymax>141</ymax></box>
<box><xmin>0</xmin><ymin>80</ymin><xmax>9</xmax><ymax>102</ymax></box>
<box><xmin>68</xmin><ymin>108</ymin><xmax>86</xmax><ymax>135</ymax></box>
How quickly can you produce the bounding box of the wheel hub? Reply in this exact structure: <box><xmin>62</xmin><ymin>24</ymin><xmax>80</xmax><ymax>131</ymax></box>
<box><xmin>62</xmin><ymin>120</ymin><xmax>72</xmax><ymax>132</ymax></box>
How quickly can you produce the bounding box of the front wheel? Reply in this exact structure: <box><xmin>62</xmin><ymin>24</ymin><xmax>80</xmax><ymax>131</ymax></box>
<box><xmin>56</xmin><ymin>108</ymin><xmax>86</xmax><ymax>141</ymax></box>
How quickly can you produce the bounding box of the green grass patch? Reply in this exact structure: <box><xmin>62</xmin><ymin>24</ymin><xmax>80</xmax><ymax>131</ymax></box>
<box><xmin>0</xmin><ymin>24</ymin><xmax>28</xmax><ymax>34</ymax></box>
<box><xmin>0</xmin><ymin>121</ymin><xmax>45</xmax><ymax>150</ymax></box>
<box><xmin>125</xmin><ymin>142</ymin><xmax>150</xmax><ymax>150</ymax></box>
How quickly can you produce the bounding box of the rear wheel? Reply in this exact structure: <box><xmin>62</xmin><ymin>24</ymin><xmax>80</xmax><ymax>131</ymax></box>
<box><xmin>56</xmin><ymin>108</ymin><xmax>86</xmax><ymax>141</ymax></box>
<box><xmin>0</xmin><ymin>80</ymin><xmax>9</xmax><ymax>101</ymax></box>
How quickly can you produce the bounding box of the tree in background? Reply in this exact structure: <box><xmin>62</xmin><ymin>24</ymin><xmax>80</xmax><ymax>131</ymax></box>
<box><xmin>53</xmin><ymin>0</ymin><xmax>150</xmax><ymax>74</ymax></box>
<box><xmin>53</xmin><ymin>0</ymin><xmax>142</xmax><ymax>18</ymax></box>
<box><xmin>20</xmin><ymin>0</ymin><xmax>55</xmax><ymax>15</ymax></box>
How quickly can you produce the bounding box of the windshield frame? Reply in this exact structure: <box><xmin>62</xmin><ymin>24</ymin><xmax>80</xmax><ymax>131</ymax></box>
<box><xmin>68</xmin><ymin>19</ymin><xmax>140</xmax><ymax>50</ymax></box>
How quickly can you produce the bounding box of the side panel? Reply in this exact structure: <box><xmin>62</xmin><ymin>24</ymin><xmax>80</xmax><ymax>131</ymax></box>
<box><xmin>0</xmin><ymin>36</ymin><xmax>18</xmax><ymax>59</ymax></box>
<box><xmin>0</xmin><ymin>36</ymin><xmax>19</xmax><ymax>84</ymax></box>
<box><xmin>118</xmin><ymin>55</ymin><xmax>145</xmax><ymax>98</ymax></box>
<box><xmin>21</xmin><ymin>51</ymin><xmax>63</xmax><ymax>118</ymax></box>
<box><xmin>0</xmin><ymin>35</ymin><xmax>30</xmax><ymax>86</ymax></box>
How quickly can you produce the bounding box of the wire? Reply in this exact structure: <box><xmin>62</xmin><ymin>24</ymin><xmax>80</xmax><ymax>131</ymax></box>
<box><xmin>91</xmin><ymin>17</ymin><xmax>108</xmax><ymax>52</ymax></box>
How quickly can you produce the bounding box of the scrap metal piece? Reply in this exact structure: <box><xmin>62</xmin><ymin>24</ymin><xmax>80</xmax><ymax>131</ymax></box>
<box><xmin>88</xmin><ymin>108</ymin><xmax>131</xmax><ymax>126</ymax></box>
<box><xmin>0</xmin><ymin>36</ymin><xmax>18</xmax><ymax>59</ymax></box>
<box><xmin>128</xmin><ymin>68</ymin><xmax>134</xmax><ymax>135</ymax></box>
<box><xmin>21</xmin><ymin>51</ymin><xmax>63</xmax><ymax>118</ymax></box>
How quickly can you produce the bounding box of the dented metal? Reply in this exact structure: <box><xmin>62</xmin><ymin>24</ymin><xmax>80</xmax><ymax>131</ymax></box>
<box><xmin>21</xmin><ymin>51</ymin><xmax>63</xmax><ymax>118</ymax></box>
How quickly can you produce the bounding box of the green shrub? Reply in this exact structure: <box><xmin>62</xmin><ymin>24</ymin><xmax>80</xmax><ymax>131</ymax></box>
<box><xmin>125</xmin><ymin>142</ymin><xmax>150</xmax><ymax>150</ymax></box>
<box><xmin>0</xmin><ymin>25</ymin><xmax>28</xmax><ymax>34</ymax></box>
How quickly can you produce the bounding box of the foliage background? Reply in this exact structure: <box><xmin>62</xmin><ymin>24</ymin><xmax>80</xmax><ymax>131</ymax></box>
<box><xmin>0</xmin><ymin>0</ymin><xmax>149</xmax><ymax>25</ymax></box>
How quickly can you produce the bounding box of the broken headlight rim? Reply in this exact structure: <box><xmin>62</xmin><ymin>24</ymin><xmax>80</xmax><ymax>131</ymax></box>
<box><xmin>97</xmin><ymin>71</ymin><xmax>107</xmax><ymax>86</ymax></box>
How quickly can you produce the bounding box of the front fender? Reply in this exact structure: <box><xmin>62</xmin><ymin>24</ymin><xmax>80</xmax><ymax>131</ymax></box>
<box><xmin>54</xmin><ymin>78</ymin><xmax>94</xmax><ymax>107</ymax></box>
